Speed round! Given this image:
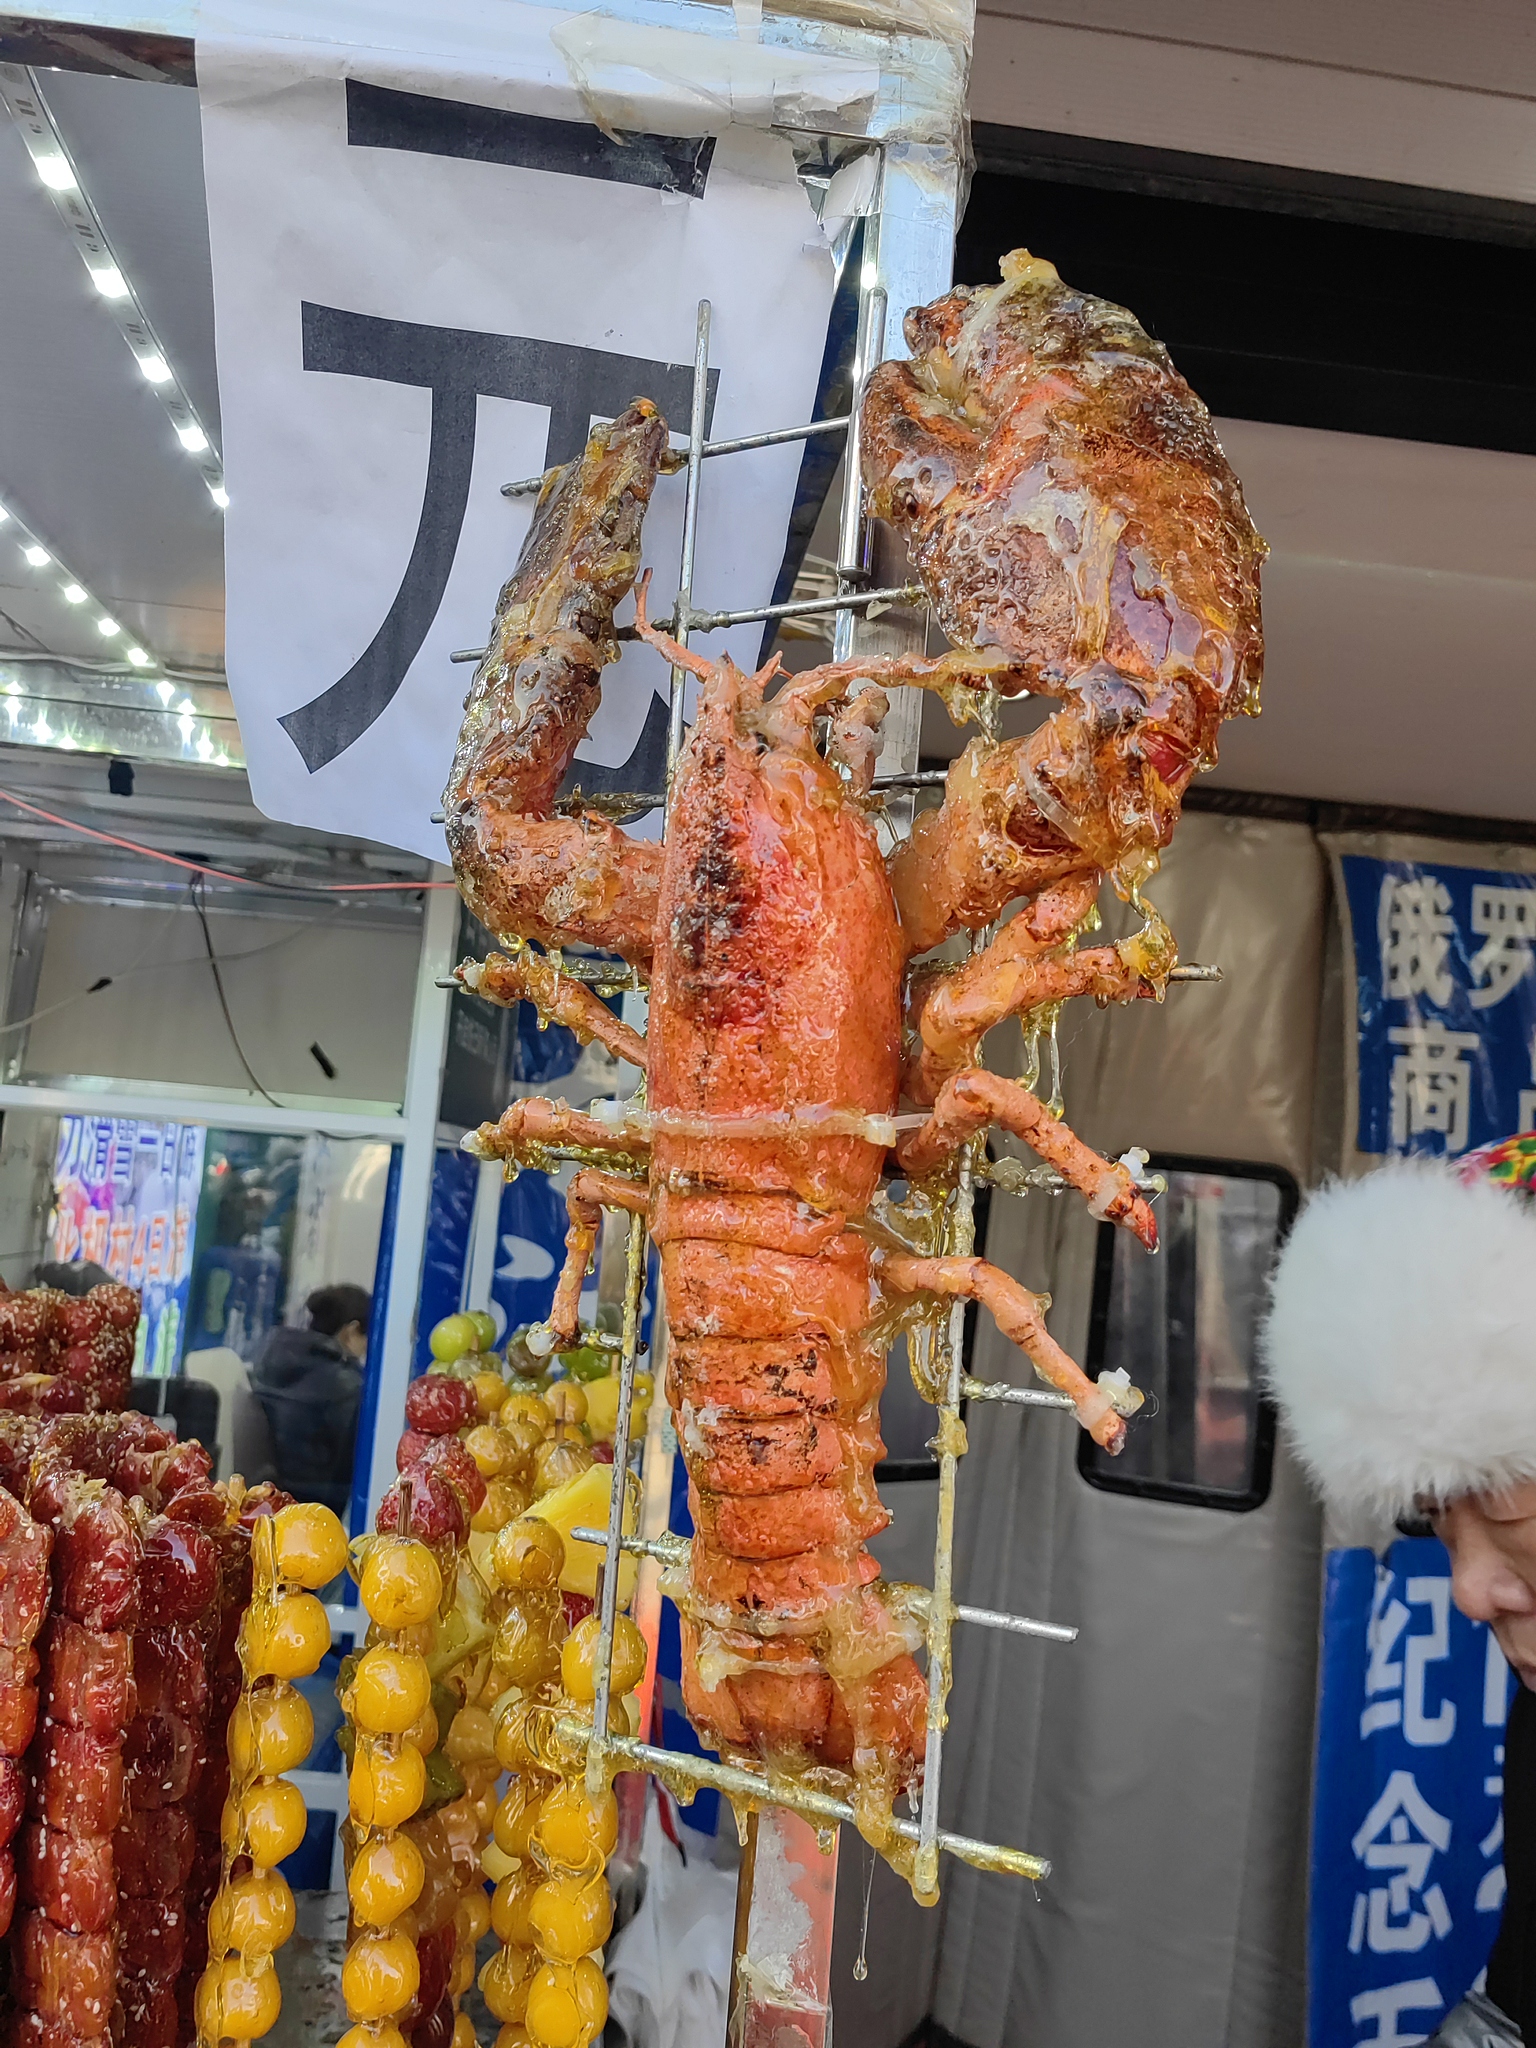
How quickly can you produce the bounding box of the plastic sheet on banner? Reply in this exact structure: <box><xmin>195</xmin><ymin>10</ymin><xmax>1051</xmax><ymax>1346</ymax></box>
<box><xmin>1310</xmin><ymin>1536</ymin><xmax>1514</xmax><ymax>2048</ymax></box>
<box><xmin>547</xmin><ymin>4</ymin><xmax>971</xmax><ymax>153</ymax></box>
<box><xmin>549</xmin><ymin>16</ymin><xmax>879</xmax><ymax>142</ymax></box>
<box><xmin>196</xmin><ymin>0</ymin><xmax>971</xmax><ymax>146</ymax></box>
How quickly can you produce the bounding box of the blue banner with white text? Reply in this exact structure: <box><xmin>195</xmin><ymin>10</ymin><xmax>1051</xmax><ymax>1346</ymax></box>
<box><xmin>1310</xmin><ymin>1539</ymin><xmax>1514</xmax><ymax>2047</ymax></box>
<box><xmin>1338</xmin><ymin>854</ymin><xmax>1536</xmax><ymax>1158</ymax></box>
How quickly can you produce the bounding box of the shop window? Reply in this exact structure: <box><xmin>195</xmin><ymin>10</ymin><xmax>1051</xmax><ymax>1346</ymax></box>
<box><xmin>1077</xmin><ymin>1158</ymin><xmax>1297</xmax><ymax>1513</ymax></box>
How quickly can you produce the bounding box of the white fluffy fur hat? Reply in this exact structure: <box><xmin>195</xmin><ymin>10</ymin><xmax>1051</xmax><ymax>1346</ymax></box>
<box><xmin>1262</xmin><ymin>1156</ymin><xmax>1536</xmax><ymax>1519</ymax></box>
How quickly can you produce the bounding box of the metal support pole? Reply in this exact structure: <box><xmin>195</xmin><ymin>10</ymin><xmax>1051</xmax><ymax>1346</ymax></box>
<box><xmin>726</xmin><ymin>1810</ymin><xmax>761</xmax><ymax>2048</ymax></box>
<box><xmin>587</xmin><ymin>1209</ymin><xmax>647</xmax><ymax>1798</ymax></box>
<box><xmin>915</xmin><ymin>1138</ymin><xmax>975</xmax><ymax>1901</ymax></box>
<box><xmin>730</xmin><ymin>1808</ymin><xmax>839</xmax><ymax>2048</ymax></box>
<box><xmin>667</xmin><ymin>300</ymin><xmax>712</xmax><ymax>785</ymax></box>
<box><xmin>362</xmin><ymin>873</ymin><xmax>457</xmax><ymax>1523</ymax></box>
<box><xmin>833</xmin><ymin>283</ymin><xmax>886</xmax><ymax>657</ymax></box>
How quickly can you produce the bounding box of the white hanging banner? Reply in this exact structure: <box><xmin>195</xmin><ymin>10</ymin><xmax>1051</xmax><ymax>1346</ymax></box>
<box><xmin>197</xmin><ymin>13</ymin><xmax>842</xmax><ymax>858</ymax></box>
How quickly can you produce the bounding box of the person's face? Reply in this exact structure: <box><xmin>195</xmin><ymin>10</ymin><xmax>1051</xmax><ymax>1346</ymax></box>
<box><xmin>337</xmin><ymin>1319</ymin><xmax>368</xmax><ymax>1362</ymax></box>
<box><xmin>1435</xmin><ymin>1480</ymin><xmax>1536</xmax><ymax>1690</ymax></box>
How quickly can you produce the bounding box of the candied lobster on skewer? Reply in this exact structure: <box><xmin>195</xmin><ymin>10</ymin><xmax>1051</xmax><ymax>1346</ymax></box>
<box><xmin>444</xmin><ymin>248</ymin><xmax>1264</xmax><ymax>1892</ymax></box>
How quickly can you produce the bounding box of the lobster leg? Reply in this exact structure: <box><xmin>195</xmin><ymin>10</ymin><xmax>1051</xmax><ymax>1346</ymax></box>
<box><xmin>455</xmin><ymin>949</ymin><xmax>646</xmax><ymax>1068</ymax></box>
<box><xmin>444</xmin><ymin>401</ymin><xmax>670</xmax><ymax>968</ymax></box>
<box><xmin>896</xmin><ymin>1068</ymin><xmax>1158</xmax><ymax>1249</ymax></box>
<box><xmin>906</xmin><ymin>875</ymin><xmax>1103</xmax><ymax>1097</ymax></box>
<box><xmin>466</xmin><ymin>1098</ymin><xmax>650</xmax><ymax>1176</ymax></box>
<box><xmin>538</xmin><ymin>1168</ymin><xmax>648</xmax><ymax>1348</ymax></box>
<box><xmin>876</xmin><ymin>1251</ymin><xmax>1140</xmax><ymax>1452</ymax></box>
<box><xmin>905</xmin><ymin>877</ymin><xmax>1179</xmax><ymax>1099</ymax></box>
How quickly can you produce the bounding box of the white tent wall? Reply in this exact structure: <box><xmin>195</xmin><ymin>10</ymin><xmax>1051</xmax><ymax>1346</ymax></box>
<box><xmin>827</xmin><ymin>811</ymin><xmax>1332</xmax><ymax>2048</ymax></box>
<box><xmin>967</xmin><ymin>2</ymin><xmax>1536</xmax><ymax>209</ymax></box>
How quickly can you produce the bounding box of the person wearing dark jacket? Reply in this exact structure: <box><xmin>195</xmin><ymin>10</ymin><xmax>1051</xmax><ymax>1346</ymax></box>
<box><xmin>1265</xmin><ymin>1132</ymin><xmax>1536</xmax><ymax>2048</ymax></box>
<box><xmin>249</xmin><ymin>1282</ymin><xmax>370</xmax><ymax>1518</ymax></box>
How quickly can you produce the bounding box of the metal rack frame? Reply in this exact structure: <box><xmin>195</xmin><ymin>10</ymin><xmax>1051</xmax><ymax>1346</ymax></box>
<box><xmin>559</xmin><ymin>243</ymin><xmax>1089</xmax><ymax>1893</ymax></box>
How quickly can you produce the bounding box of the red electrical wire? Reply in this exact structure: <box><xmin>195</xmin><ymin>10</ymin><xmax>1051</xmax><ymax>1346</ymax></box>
<box><xmin>0</xmin><ymin>786</ymin><xmax>455</xmax><ymax>894</ymax></box>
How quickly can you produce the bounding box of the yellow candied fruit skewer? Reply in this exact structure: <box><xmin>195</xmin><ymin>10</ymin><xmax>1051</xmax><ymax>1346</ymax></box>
<box><xmin>336</xmin><ymin>1525</ymin><xmax>445</xmax><ymax>2044</ymax></box>
<box><xmin>479</xmin><ymin>1489</ymin><xmax>650</xmax><ymax>2048</ymax></box>
<box><xmin>339</xmin><ymin>1345</ymin><xmax>518</xmax><ymax>2048</ymax></box>
<box><xmin>197</xmin><ymin>1501</ymin><xmax>347</xmax><ymax>2047</ymax></box>
<box><xmin>476</xmin><ymin>1487</ymin><xmax>564</xmax><ymax>2044</ymax></box>
<box><xmin>445</xmin><ymin>1391</ymin><xmax>548</xmax><ymax>2036</ymax></box>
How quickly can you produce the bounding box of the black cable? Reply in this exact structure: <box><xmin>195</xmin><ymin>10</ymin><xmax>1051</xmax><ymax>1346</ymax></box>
<box><xmin>0</xmin><ymin>977</ymin><xmax>114</xmax><ymax>1036</ymax></box>
<box><xmin>190</xmin><ymin>875</ymin><xmax>283</xmax><ymax>1108</ymax></box>
<box><xmin>0</xmin><ymin>909</ymin><xmax>343</xmax><ymax>1038</ymax></box>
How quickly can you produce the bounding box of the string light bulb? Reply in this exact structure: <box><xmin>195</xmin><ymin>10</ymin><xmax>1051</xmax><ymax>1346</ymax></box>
<box><xmin>3</xmin><ymin>68</ymin><xmax>225</xmax><ymax>501</ymax></box>
<box><xmin>0</xmin><ymin>491</ymin><xmax>168</xmax><ymax>680</ymax></box>
<box><xmin>34</xmin><ymin>152</ymin><xmax>75</xmax><ymax>191</ymax></box>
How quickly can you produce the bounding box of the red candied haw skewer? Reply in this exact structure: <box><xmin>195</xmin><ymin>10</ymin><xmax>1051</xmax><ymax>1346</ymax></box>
<box><xmin>50</xmin><ymin>1485</ymin><xmax>140</xmax><ymax>1634</ymax></box>
<box><xmin>375</xmin><ymin>1465</ymin><xmax>468</xmax><ymax>1546</ymax></box>
<box><xmin>36</xmin><ymin>1619</ymin><xmax>133</xmax><ymax>1743</ymax></box>
<box><xmin>0</xmin><ymin>1484</ymin><xmax>51</xmax><ymax>1942</ymax></box>
<box><xmin>416</xmin><ymin>1435</ymin><xmax>486</xmax><ymax>1515</ymax></box>
<box><xmin>403</xmin><ymin>1375</ymin><xmax>479</xmax><ymax>1438</ymax></box>
<box><xmin>17</xmin><ymin>1823</ymin><xmax>117</xmax><ymax>1935</ymax></box>
<box><xmin>11</xmin><ymin>1909</ymin><xmax>118</xmax><ymax>2037</ymax></box>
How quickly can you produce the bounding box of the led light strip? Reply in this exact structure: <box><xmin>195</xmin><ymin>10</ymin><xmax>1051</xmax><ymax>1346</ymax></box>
<box><xmin>0</xmin><ymin>488</ymin><xmax>159</xmax><ymax>673</ymax></box>
<box><xmin>0</xmin><ymin>61</ymin><xmax>226</xmax><ymax>508</ymax></box>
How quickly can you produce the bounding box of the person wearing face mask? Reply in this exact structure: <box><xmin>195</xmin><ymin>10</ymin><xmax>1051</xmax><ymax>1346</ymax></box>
<box><xmin>1265</xmin><ymin>1132</ymin><xmax>1536</xmax><ymax>2048</ymax></box>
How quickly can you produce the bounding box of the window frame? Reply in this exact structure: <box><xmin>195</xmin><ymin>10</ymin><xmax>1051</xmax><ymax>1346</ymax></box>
<box><xmin>1075</xmin><ymin>1153</ymin><xmax>1299</xmax><ymax>1515</ymax></box>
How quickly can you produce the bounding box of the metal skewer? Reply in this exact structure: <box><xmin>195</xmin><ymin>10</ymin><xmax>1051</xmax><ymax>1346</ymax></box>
<box><xmin>500</xmin><ymin>412</ymin><xmax>850</xmax><ymax>497</ymax></box>
<box><xmin>437</xmin><ymin>956</ymin><xmax>1219</xmax><ymax>993</ymax></box>
<box><xmin>572</xmin><ymin>1526</ymin><xmax>1078</xmax><ymax>1641</ymax></box>
<box><xmin>563</xmin><ymin>1723</ymin><xmax>1052</xmax><ymax>1883</ymax></box>
<box><xmin>667</xmin><ymin>301</ymin><xmax>712</xmax><ymax>787</ymax></box>
<box><xmin>586</xmin><ymin>1210</ymin><xmax>647</xmax><ymax>1799</ymax></box>
<box><xmin>447</xmin><ymin>579</ymin><xmax>922</xmax><ymax>665</ymax></box>
<box><xmin>834</xmin><ymin>285</ymin><xmax>886</xmax><ymax>661</ymax></box>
